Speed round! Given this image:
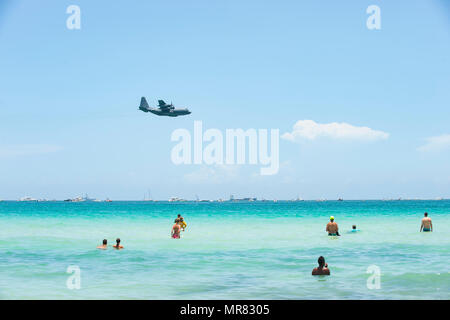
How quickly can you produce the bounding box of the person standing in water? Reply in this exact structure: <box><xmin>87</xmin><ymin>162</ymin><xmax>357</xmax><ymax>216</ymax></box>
<box><xmin>420</xmin><ymin>212</ymin><xmax>433</xmax><ymax>232</ymax></box>
<box><xmin>179</xmin><ymin>217</ymin><xmax>187</xmax><ymax>231</ymax></box>
<box><xmin>113</xmin><ymin>238</ymin><xmax>124</xmax><ymax>249</ymax></box>
<box><xmin>326</xmin><ymin>216</ymin><xmax>340</xmax><ymax>236</ymax></box>
<box><xmin>97</xmin><ymin>239</ymin><xmax>108</xmax><ymax>249</ymax></box>
<box><xmin>172</xmin><ymin>219</ymin><xmax>181</xmax><ymax>239</ymax></box>
<box><xmin>312</xmin><ymin>256</ymin><xmax>330</xmax><ymax>275</ymax></box>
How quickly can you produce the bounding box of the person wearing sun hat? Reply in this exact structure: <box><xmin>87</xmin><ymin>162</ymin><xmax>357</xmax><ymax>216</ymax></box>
<box><xmin>326</xmin><ymin>216</ymin><xmax>340</xmax><ymax>236</ymax></box>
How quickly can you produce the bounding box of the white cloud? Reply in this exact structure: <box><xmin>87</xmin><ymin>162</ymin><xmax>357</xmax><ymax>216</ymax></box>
<box><xmin>281</xmin><ymin>120</ymin><xmax>389</xmax><ymax>142</ymax></box>
<box><xmin>417</xmin><ymin>134</ymin><xmax>450</xmax><ymax>152</ymax></box>
<box><xmin>0</xmin><ymin>144</ymin><xmax>63</xmax><ymax>158</ymax></box>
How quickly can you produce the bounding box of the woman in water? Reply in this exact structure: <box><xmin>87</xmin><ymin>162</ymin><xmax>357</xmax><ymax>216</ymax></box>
<box><xmin>171</xmin><ymin>219</ymin><xmax>181</xmax><ymax>239</ymax></box>
<box><xmin>113</xmin><ymin>238</ymin><xmax>124</xmax><ymax>249</ymax></box>
<box><xmin>312</xmin><ymin>256</ymin><xmax>330</xmax><ymax>276</ymax></box>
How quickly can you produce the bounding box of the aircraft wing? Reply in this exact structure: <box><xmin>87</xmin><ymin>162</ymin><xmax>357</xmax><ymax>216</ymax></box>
<box><xmin>158</xmin><ymin>100</ymin><xmax>168</xmax><ymax>107</ymax></box>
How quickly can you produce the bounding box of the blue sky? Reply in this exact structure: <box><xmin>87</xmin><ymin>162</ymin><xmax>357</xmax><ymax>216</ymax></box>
<box><xmin>0</xmin><ymin>0</ymin><xmax>449</xmax><ymax>200</ymax></box>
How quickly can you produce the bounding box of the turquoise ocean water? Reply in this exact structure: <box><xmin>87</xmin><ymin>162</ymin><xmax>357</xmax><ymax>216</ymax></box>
<box><xmin>0</xmin><ymin>200</ymin><xmax>448</xmax><ymax>299</ymax></box>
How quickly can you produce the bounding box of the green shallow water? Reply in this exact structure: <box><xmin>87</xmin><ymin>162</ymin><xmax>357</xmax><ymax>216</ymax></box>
<box><xmin>0</xmin><ymin>200</ymin><xmax>448</xmax><ymax>299</ymax></box>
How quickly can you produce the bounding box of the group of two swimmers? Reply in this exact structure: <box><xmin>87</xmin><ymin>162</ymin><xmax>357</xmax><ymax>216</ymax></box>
<box><xmin>325</xmin><ymin>216</ymin><xmax>360</xmax><ymax>236</ymax></box>
<box><xmin>171</xmin><ymin>214</ymin><xmax>187</xmax><ymax>239</ymax></box>
<box><xmin>97</xmin><ymin>238</ymin><xmax>123</xmax><ymax>250</ymax></box>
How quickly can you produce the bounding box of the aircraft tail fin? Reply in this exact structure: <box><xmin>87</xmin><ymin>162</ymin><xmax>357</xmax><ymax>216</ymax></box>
<box><xmin>140</xmin><ymin>97</ymin><xmax>149</xmax><ymax>109</ymax></box>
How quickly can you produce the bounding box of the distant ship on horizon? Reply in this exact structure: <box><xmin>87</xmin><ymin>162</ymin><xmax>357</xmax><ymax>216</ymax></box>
<box><xmin>169</xmin><ymin>197</ymin><xmax>187</xmax><ymax>202</ymax></box>
<box><xmin>64</xmin><ymin>194</ymin><xmax>101</xmax><ymax>202</ymax></box>
<box><xmin>229</xmin><ymin>195</ymin><xmax>257</xmax><ymax>202</ymax></box>
<box><xmin>19</xmin><ymin>197</ymin><xmax>38</xmax><ymax>202</ymax></box>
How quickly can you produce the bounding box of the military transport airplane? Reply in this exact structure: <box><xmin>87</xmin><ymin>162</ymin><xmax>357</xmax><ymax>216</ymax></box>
<box><xmin>138</xmin><ymin>97</ymin><xmax>191</xmax><ymax>117</ymax></box>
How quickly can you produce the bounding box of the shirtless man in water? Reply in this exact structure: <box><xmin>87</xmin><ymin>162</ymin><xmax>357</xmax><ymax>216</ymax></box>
<box><xmin>172</xmin><ymin>219</ymin><xmax>181</xmax><ymax>239</ymax></box>
<box><xmin>97</xmin><ymin>239</ymin><xmax>107</xmax><ymax>249</ymax></box>
<box><xmin>312</xmin><ymin>256</ymin><xmax>330</xmax><ymax>275</ymax></box>
<box><xmin>420</xmin><ymin>212</ymin><xmax>433</xmax><ymax>232</ymax></box>
<box><xmin>326</xmin><ymin>216</ymin><xmax>340</xmax><ymax>236</ymax></box>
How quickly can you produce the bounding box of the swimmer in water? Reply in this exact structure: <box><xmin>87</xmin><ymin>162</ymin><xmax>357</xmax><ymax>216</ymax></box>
<box><xmin>326</xmin><ymin>216</ymin><xmax>340</xmax><ymax>236</ymax></box>
<box><xmin>312</xmin><ymin>256</ymin><xmax>330</xmax><ymax>276</ymax></box>
<box><xmin>172</xmin><ymin>219</ymin><xmax>181</xmax><ymax>239</ymax></box>
<box><xmin>97</xmin><ymin>239</ymin><xmax>107</xmax><ymax>249</ymax></box>
<box><xmin>113</xmin><ymin>238</ymin><xmax>124</xmax><ymax>249</ymax></box>
<box><xmin>349</xmin><ymin>225</ymin><xmax>360</xmax><ymax>233</ymax></box>
<box><xmin>179</xmin><ymin>217</ymin><xmax>187</xmax><ymax>231</ymax></box>
<box><xmin>420</xmin><ymin>212</ymin><xmax>433</xmax><ymax>232</ymax></box>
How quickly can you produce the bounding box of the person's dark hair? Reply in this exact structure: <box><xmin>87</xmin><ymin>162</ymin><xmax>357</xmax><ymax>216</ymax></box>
<box><xmin>424</xmin><ymin>212</ymin><xmax>428</xmax><ymax>217</ymax></box>
<box><xmin>352</xmin><ymin>225</ymin><xmax>356</xmax><ymax>229</ymax></box>
<box><xmin>318</xmin><ymin>256</ymin><xmax>325</xmax><ymax>267</ymax></box>
<box><xmin>175</xmin><ymin>218</ymin><xmax>180</xmax><ymax>223</ymax></box>
<box><xmin>115</xmin><ymin>238</ymin><xmax>121</xmax><ymax>247</ymax></box>
<box><xmin>180</xmin><ymin>217</ymin><xmax>184</xmax><ymax>222</ymax></box>
<box><xmin>102</xmin><ymin>239</ymin><xmax>107</xmax><ymax>245</ymax></box>
<box><xmin>177</xmin><ymin>214</ymin><xmax>181</xmax><ymax>218</ymax></box>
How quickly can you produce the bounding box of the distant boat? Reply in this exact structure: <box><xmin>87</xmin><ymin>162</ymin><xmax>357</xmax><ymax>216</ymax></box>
<box><xmin>82</xmin><ymin>194</ymin><xmax>99</xmax><ymax>202</ymax></box>
<box><xmin>229</xmin><ymin>195</ymin><xmax>257</xmax><ymax>202</ymax></box>
<box><xmin>104</xmin><ymin>198</ymin><xmax>112</xmax><ymax>202</ymax></box>
<box><xmin>64</xmin><ymin>194</ymin><xmax>101</xmax><ymax>202</ymax></box>
<box><xmin>338</xmin><ymin>198</ymin><xmax>344</xmax><ymax>201</ymax></box>
<box><xmin>169</xmin><ymin>197</ymin><xmax>186</xmax><ymax>202</ymax></box>
<box><xmin>64</xmin><ymin>196</ymin><xmax>84</xmax><ymax>202</ymax></box>
<box><xmin>233</xmin><ymin>198</ymin><xmax>257</xmax><ymax>202</ymax></box>
<box><xmin>143</xmin><ymin>189</ymin><xmax>154</xmax><ymax>202</ymax></box>
<box><xmin>19</xmin><ymin>197</ymin><xmax>38</xmax><ymax>202</ymax></box>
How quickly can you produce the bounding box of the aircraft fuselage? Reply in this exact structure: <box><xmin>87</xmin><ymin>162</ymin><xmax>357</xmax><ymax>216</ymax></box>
<box><xmin>148</xmin><ymin>108</ymin><xmax>191</xmax><ymax>117</ymax></box>
<box><xmin>138</xmin><ymin>97</ymin><xmax>191</xmax><ymax>117</ymax></box>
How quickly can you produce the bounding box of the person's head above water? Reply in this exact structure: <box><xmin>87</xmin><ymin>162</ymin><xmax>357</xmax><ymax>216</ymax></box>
<box><xmin>318</xmin><ymin>256</ymin><xmax>326</xmax><ymax>268</ymax></box>
<box><xmin>102</xmin><ymin>239</ymin><xmax>107</xmax><ymax>245</ymax></box>
<box><xmin>116</xmin><ymin>238</ymin><xmax>120</xmax><ymax>245</ymax></box>
<box><xmin>352</xmin><ymin>225</ymin><xmax>356</xmax><ymax>229</ymax></box>
<box><xmin>424</xmin><ymin>212</ymin><xmax>428</xmax><ymax>217</ymax></box>
<box><xmin>177</xmin><ymin>214</ymin><xmax>181</xmax><ymax>218</ymax></box>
